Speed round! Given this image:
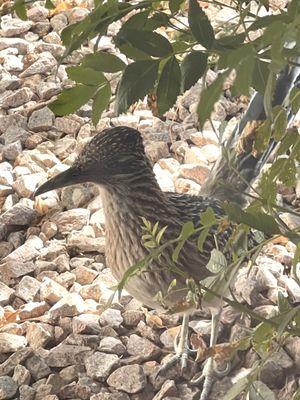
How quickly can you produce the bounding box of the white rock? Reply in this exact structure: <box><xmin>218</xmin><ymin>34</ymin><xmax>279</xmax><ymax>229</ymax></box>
<box><xmin>67</xmin><ymin>231</ymin><xmax>105</xmax><ymax>253</ymax></box>
<box><xmin>13</xmin><ymin>172</ymin><xmax>46</xmax><ymax>198</ymax></box>
<box><xmin>15</xmin><ymin>276</ymin><xmax>41</xmax><ymax>302</ymax></box>
<box><xmin>153</xmin><ymin>164</ymin><xmax>175</xmax><ymax>192</ymax></box>
<box><xmin>278</xmin><ymin>275</ymin><xmax>300</xmax><ymax>303</ymax></box>
<box><xmin>197</xmin><ymin>144</ymin><xmax>221</xmax><ymax>163</ymax></box>
<box><xmin>0</xmin><ymin>185</ymin><xmax>12</xmax><ymax>196</ymax></box>
<box><xmin>177</xmin><ymin>164</ymin><xmax>210</xmax><ymax>185</ymax></box>
<box><xmin>2</xmin><ymin>235</ymin><xmax>43</xmax><ymax>265</ymax></box>
<box><xmin>0</xmin><ymin>87</ymin><xmax>34</xmax><ymax>108</ymax></box>
<box><xmin>85</xmin><ymin>352</ymin><xmax>119</xmax><ymax>381</ymax></box>
<box><xmin>28</xmin><ymin>107</ymin><xmax>55</xmax><ymax>131</ymax></box>
<box><xmin>157</xmin><ymin>158</ymin><xmax>180</xmax><ymax>174</ymax></box>
<box><xmin>54</xmin><ymin>117</ymin><xmax>81</xmax><ymax>135</ymax></box>
<box><xmin>49</xmin><ymin>293</ymin><xmax>86</xmax><ymax>318</ymax></box>
<box><xmin>280</xmin><ymin>213</ymin><xmax>300</xmax><ymax>230</ymax></box>
<box><xmin>145</xmin><ymin>142</ymin><xmax>169</xmax><ymax>164</ymax></box>
<box><xmin>184</xmin><ymin>146</ymin><xmax>208</xmax><ymax>165</ymax></box>
<box><xmin>0</xmin><ymin>37</ymin><xmax>29</xmax><ymax>54</ymax></box>
<box><xmin>20</xmin><ymin>52</ymin><xmax>57</xmax><ymax>78</ymax></box>
<box><xmin>0</xmin><ymin>282</ymin><xmax>14</xmax><ymax>306</ymax></box>
<box><xmin>190</xmin><ymin>131</ymin><xmax>218</xmax><ymax>146</ymax></box>
<box><xmin>27</xmin><ymin>5</ymin><xmax>49</xmax><ymax>22</ymax></box>
<box><xmin>0</xmin><ymin>162</ymin><xmax>13</xmax><ymax>186</ymax></box>
<box><xmin>3</xmin><ymin>55</ymin><xmax>23</xmax><ymax>72</ymax></box>
<box><xmin>40</xmin><ymin>278</ymin><xmax>69</xmax><ymax>305</ymax></box>
<box><xmin>99</xmin><ymin>308</ymin><xmax>123</xmax><ymax>328</ymax></box>
<box><xmin>1</xmin><ymin>16</ymin><xmax>33</xmax><ymax>36</ymax></box>
<box><xmin>52</xmin><ymin>209</ymin><xmax>90</xmax><ymax>234</ymax></box>
<box><xmin>174</xmin><ymin>177</ymin><xmax>201</xmax><ymax>195</ymax></box>
<box><xmin>73</xmin><ymin>266</ymin><xmax>98</xmax><ymax>285</ymax></box>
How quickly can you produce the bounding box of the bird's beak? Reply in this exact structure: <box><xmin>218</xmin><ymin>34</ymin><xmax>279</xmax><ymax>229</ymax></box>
<box><xmin>34</xmin><ymin>165</ymin><xmax>82</xmax><ymax>197</ymax></box>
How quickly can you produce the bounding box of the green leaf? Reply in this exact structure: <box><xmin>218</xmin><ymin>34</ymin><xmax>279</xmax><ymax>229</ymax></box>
<box><xmin>144</xmin><ymin>240</ymin><xmax>157</xmax><ymax>249</ymax></box>
<box><xmin>181</xmin><ymin>51</ymin><xmax>208</xmax><ymax>92</ymax></box>
<box><xmin>145</xmin><ymin>12</ymin><xmax>170</xmax><ymax>31</ymax></box>
<box><xmin>254</xmin><ymin>120</ymin><xmax>272</xmax><ymax>155</ymax></box>
<box><xmin>247</xmin><ymin>381</ymin><xmax>276</xmax><ymax>400</ymax></box>
<box><xmin>206</xmin><ymin>249</ymin><xmax>227</xmax><ymax>273</ymax></box>
<box><xmin>252</xmin><ymin>322</ymin><xmax>274</xmax><ymax>352</ymax></box>
<box><xmin>290</xmin><ymin>87</ymin><xmax>300</xmax><ymax>114</ymax></box>
<box><xmin>180</xmin><ymin>221</ymin><xmax>195</xmax><ymax>240</ymax></box>
<box><xmin>188</xmin><ymin>0</ymin><xmax>214</xmax><ymax>49</ymax></box>
<box><xmin>252</xmin><ymin>60</ymin><xmax>269</xmax><ymax>93</ymax></box>
<box><xmin>67</xmin><ymin>66</ymin><xmax>107</xmax><ymax>86</ymax></box>
<box><xmin>142</xmin><ymin>234</ymin><xmax>152</xmax><ymax>241</ymax></box>
<box><xmin>267</xmin><ymin>157</ymin><xmax>297</xmax><ymax>189</ymax></box>
<box><xmin>288</xmin><ymin>0</ymin><xmax>300</xmax><ymax>15</ymax></box>
<box><xmin>224</xmin><ymin>203</ymin><xmax>281</xmax><ymax>235</ymax></box>
<box><xmin>156</xmin><ymin>226</ymin><xmax>168</xmax><ymax>244</ymax></box>
<box><xmin>172</xmin><ymin>41</ymin><xmax>191</xmax><ymax>53</ymax></box>
<box><xmin>82</xmin><ymin>52</ymin><xmax>126</xmax><ymax>73</ymax></box>
<box><xmin>152</xmin><ymin>221</ymin><xmax>159</xmax><ymax>237</ymax></box>
<box><xmin>234</xmin><ymin>54</ymin><xmax>255</xmax><ymax>96</ymax></box>
<box><xmin>60</xmin><ymin>20</ymin><xmax>92</xmax><ymax>52</ymax></box>
<box><xmin>293</xmin><ymin>388</ymin><xmax>300</xmax><ymax>400</ymax></box>
<box><xmin>278</xmin><ymin>291</ymin><xmax>291</xmax><ymax>314</ymax></box>
<box><xmin>157</xmin><ymin>56</ymin><xmax>181</xmax><ymax>115</ymax></box>
<box><xmin>49</xmin><ymin>85</ymin><xmax>97</xmax><ymax>116</ymax></box>
<box><xmin>263</xmin><ymin>71</ymin><xmax>275</xmax><ymax>119</ymax></box>
<box><xmin>45</xmin><ymin>0</ymin><xmax>55</xmax><ymax>9</ymax></box>
<box><xmin>272</xmin><ymin>106</ymin><xmax>287</xmax><ymax>141</ymax></box>
<box><xmin>167</xmin><ymin>278</ymin><xmax>177</xmax><ymax>293</ymax></box>
<box><xmin>214</xmin><ymin>33</ymin><xmax>246</xmax><ymax>51</ymax></box>
<box><xmin>249</xmin><ymin>13</ymin><xmax>291</xmax><ymax>31</ymax></box>
<box><xmin>169</xmin><ymin>0</ymin><xmax>185</xmax><ymax>13</ymax></box>
<box><xmin>117</xmin><ymin>29</ymin><xmax>173</xmax><ymax>58</ymax></box>
<box><xmin>237</xmin><ymin>336</ymin><xmax>251</xmax><ymax>351</ymax></box>
<box><xmin>270</xmin><ymin>33</ymin><xmax>286</xmax><ymax>72</ymax></box>
<box><xmin>197</xmin><ymin>228</ymin><xmax>209</xmax><ymax>252</ymax></box>
<box><xmin>141</xmin><ymin>217</ymin><xmax>152</xmax><ymax>231</ymax></box>
<box><xmin>122</xmin><ymin>10</ymin><xmax>149</xmax><ymax>29</ymax></box>
<box><xmin>222</xmin><ymin>44</ymin><xmax>254</xmax><ymax>69</ymax></box>
<box><xmin>293</xmin><ymin>243</ymin><xmax>300</xmax><ymax>268</ymax></box>
<box><xmin>277</xmin><ymin>307</ymin><xmax>300</xmax><ymax>337</ymax></box>
<box><xmin>197</xmin><ymin>70</ymin><xmax>230</xmax><ymax>129</ymax></box>
<box><xmin>277</xmin><ymin>130</ymin><xmax>299</xmax><ymax>155</ymax></box>
<box><xmin>14</xmin><ymin>0</ymin><xmax>27</xmax><ymax>20</ymax></box>
<box><xmin>279</xmin><ymin>158</ymin><xmax>296</xmax><ymax>187</ymax></box>
<box><xmin>115</xmin><ymin>60</ymin><xmax>159</xmax><ymax>114</ymax></box>
<box><xmin>92</xmin><ymin>82</ymin><xmax>111</xmax><ymax>125</ymax></box>
<box><xmin>200</xmin><ymin>207</ymin><xmax>216</xmax><ymax>226</ymax></box>
<box><xmin>173</xmin><ymin>221</ymin><xmax>195</xmax><ymax>262</ymax></box>
<box><xmin>223</xmin><ymin>376</ymin><xmax>249</xmax><ymax>400</ymax></box>
<box><xmin>116</xmin><ymin>43</ymin><xmax>150</xmax><ymax>61</ymax></box>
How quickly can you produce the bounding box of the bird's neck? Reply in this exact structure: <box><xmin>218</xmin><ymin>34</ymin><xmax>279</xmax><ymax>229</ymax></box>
<box><xmin>98</xmin><ymin>170</ymin><xmax>170</xmax><ymax>282</ymax></box>
<box><xmin>99</xmin><ymin>170</ymin><xmax>169</xmax><ymax>222</ymax></box>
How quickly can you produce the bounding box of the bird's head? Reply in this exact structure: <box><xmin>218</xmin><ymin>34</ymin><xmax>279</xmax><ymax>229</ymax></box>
<box><xmin>35</xmin><ymin>126</ymin><xmax>148</xmax><ymax>197</ymax></box>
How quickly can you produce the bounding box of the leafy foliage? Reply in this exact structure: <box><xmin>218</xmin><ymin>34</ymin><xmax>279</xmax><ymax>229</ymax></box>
<box><xmin>115</xmin><ymin>60</ymin><xmax>159</xmax><ymax>114</ymax></box>
<box><xmin>22</xmin><ymin>0</ymin><xmax>299</xmax><ymax>146</ymax></box>
<box><xmin>13</xmin><ymin>0</ymin><xmax>300</xmax><ymax>398</ymax></box>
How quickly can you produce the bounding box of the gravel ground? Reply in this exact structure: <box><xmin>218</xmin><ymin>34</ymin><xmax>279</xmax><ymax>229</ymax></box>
<box><xmin>0</xmin><ymin>2</ymin><xmax>299</xmax><ymax>399</ymax></box>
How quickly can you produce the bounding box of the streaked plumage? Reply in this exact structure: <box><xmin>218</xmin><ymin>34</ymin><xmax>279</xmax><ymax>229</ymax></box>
<box><xmin>36</xmin><ymin>126</ymin><xmax>231</xmax><ymax>310</ymax></box>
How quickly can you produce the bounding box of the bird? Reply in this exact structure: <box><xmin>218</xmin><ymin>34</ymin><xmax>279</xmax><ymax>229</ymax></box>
<box><xmin>35</xmin><ymin>62</ymin><xmax>300</xmax><ymax>399</ymax></box>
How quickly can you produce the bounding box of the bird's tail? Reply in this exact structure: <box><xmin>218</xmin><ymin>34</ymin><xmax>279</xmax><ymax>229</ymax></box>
<box><xmin>200</xmin><ymin>61</ymin><xmax>300</xmax><ymax>205</ymax></box>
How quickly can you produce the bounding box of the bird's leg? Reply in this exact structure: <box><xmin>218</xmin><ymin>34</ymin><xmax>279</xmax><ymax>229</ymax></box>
<box><xmin>174</xmin><ymin>312</ymin><xmax>190</xmax><ymax>370</ymax></box>
<box><xmin>157</xmin><ymin>312</ymin><xmax>191</xmax><ymax>375</ymax></box>
<box><xmin>191</xmin><ymin>309</ymin><xmax>231</xmax><ymax>400</ymax></box>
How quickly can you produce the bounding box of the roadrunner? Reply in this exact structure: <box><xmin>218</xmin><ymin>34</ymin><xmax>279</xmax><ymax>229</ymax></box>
<box><xmin>35</xmin><ymin>63</ymin><xmax>300</xmax><ymax>399</ymax></box>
